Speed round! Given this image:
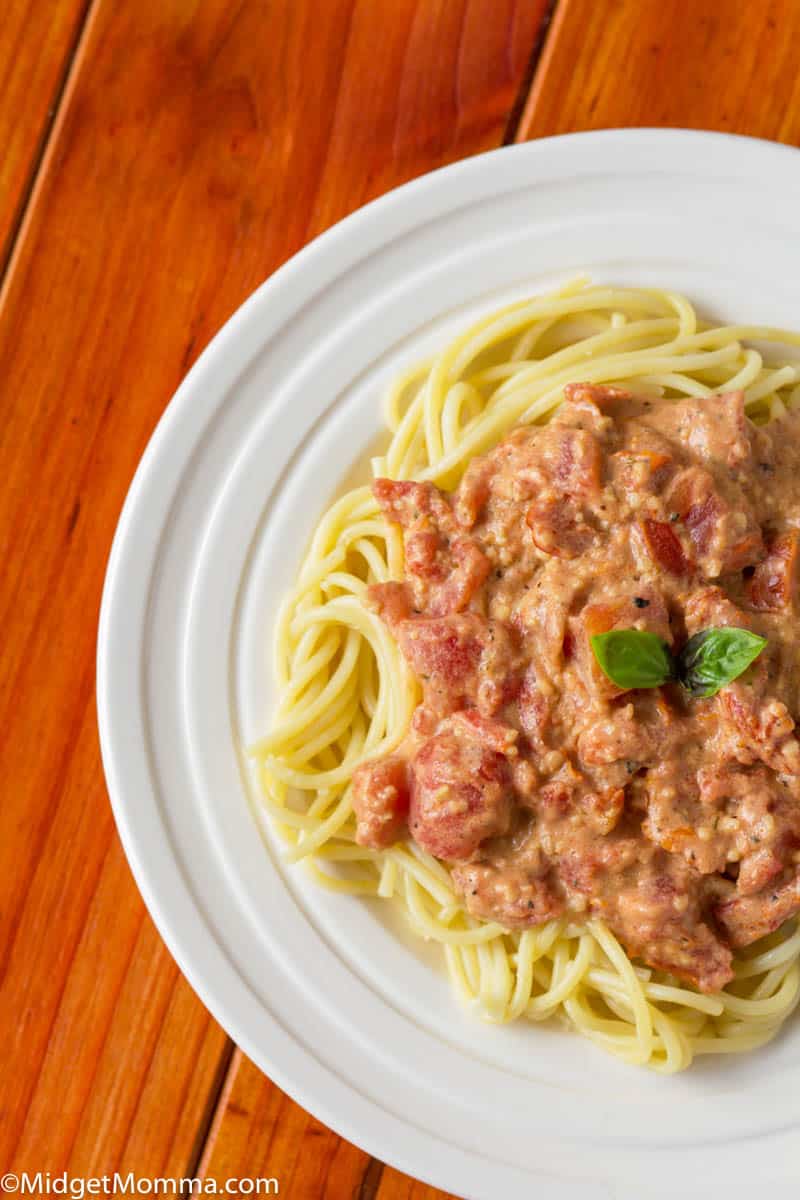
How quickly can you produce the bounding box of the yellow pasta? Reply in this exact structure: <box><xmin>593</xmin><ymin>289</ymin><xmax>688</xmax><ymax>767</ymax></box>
<box><xmin>253</xmin><ymin>279</ymin><xmax>800</xmax><ymax>1072</ymax></box>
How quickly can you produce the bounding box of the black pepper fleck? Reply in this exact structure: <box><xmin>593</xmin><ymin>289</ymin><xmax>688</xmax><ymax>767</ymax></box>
<box><xmin>633</xmin><ymin>596</ymin><xmax>650</xmax><ymax>608</ymax></box>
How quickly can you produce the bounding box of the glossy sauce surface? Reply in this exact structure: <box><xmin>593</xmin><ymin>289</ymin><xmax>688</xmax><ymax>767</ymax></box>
<box><xmin>355</xmin><ymin>386</ymin><xmax>800</xmax><ymax>992</ymax></box>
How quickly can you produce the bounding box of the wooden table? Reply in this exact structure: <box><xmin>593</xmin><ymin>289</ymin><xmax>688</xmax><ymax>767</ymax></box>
<box><xmin>2</xmin><ymin>1</ymin><xmax>799</xmax><ymax>1194</ymax></box>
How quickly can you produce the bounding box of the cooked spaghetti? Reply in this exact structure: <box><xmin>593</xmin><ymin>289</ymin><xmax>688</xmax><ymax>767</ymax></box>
<box><xmin>253</xmin><ymin>280</ymin><xmax>800</xmax><ymax>1072</ymax></box>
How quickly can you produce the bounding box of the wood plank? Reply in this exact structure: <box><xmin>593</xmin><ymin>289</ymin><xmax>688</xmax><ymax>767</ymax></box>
<box><xmin>197</xmin><ymin>1051</ymin><xmax>384</xmax><ymax>1198</ymax></box>
<box><xmin>519</xmin><ymin>0</ymin><xmax>800</xmax><ymax>142</ymax></box>
<box><xmin>0</xmin><ymin>0</ymin><xmax>90</xmax><ymax>272</ymax></box>
<box><xmin>0</xmin><ymin>0</ymin><xmax>546</xmax><ymax>1190</ymax></box>
<box><xmin>198</xmin><ymin>1052</ymin><xmax>458</xmax><ymax>1199</ymax></box>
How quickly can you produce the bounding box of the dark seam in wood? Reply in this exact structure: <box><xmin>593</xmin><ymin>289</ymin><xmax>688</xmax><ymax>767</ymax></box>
<box><xmin>67</xmin><ymin>497</ymin><xmax>82</xmax><ymax>537</ymax></box>
<box><xmin>122</xmin><ymin>998</ymin><xmax>235</xmax><ymax>1185</ymax></box>
<box><xmin>185</xmin><ymin>1041</ymin><xmax>239</xmax><ymax>1187</ymax></box>
<box><xmin>0</xmin><ymin>0</ymin><xmax>96</xmax><ymax>287</ymax></box>
<box><xmin>502</xmin><ymin>0</ymin><xmax>561</xmax><ymax>144</ymax></box>
<box><xmin>181</xmin><ymin>335</ymin><xmax>198</xmax><ymax>374</ymax></box>
<box><xmin>355</xmin><ymin>1155</ymin><xmax>385</xmax><ymax>1200</ymax></box>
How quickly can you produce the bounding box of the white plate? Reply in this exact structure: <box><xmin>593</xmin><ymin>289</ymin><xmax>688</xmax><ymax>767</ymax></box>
<box><xmin>98</xmin><ymin>130</ymin><xmax>800</xmax><ymax>1199</ymax></box>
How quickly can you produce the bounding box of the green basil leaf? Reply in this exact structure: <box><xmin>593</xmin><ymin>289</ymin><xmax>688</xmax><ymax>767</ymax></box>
<box><xmin>590</xmin><ymin>630</ymin><xmax>674</xmax><ymax>690</ymax></box>
<box><xmin>679</xmin><ymin>627</ymin><xmax>767</xmax><ymax>698</ymax></box>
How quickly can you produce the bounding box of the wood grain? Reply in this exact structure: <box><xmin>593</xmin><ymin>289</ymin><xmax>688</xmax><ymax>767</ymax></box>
<box><xmin>0</xmin><ymin>0</ymin><xmax>90</xmax><ymax>272</ymax></box>
<box><xmin>9</xmin><ymin>0</ymin><xmax>800</xmax><ymax>1193</ymax></box>
<box><xmin>519</xmin><ymin>0</ymin><xmax>800</xmax><ymax>142</ymax></box>
<box><xmin>198</xmin><ymin>1052</ymin><xmax>457</xmax><ymax>1199</ymax></box>
<box><xmin>181</xmin><ymin>2</ymin><xmax>800</xmax><ymax>1193</ymax></box>
<box><xmin>0</xmin><ymin>0</ymin><xmax>546</xmax><ymax>1191</ymax></box>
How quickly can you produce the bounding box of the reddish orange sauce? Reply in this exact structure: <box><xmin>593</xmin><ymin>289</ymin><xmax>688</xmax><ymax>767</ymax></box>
<box><xmin>353</xmin><ymin>385</ymin><xmax>800</xmax><ymax>993</ymax></box>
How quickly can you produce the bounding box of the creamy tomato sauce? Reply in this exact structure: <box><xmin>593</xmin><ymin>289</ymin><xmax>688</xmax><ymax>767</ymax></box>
<box><xmin>352</xmin><ymin>384</ymin><xmax>800</xmax><ymax>993</ymax></box>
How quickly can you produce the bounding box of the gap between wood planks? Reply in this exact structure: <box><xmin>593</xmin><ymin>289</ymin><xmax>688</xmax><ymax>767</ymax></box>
<box><xmin>0</xmin><ymin>0</ymin><xmax>94</xmax><ymax>294</ymax></box>
<box><xmin>186</xmin><ymin>1042</ymin><xmax>239</xmax><ymax>1183</ymax></box>
<box><xmin>181</xmin><ymin>0</ymin><xmax>564</xmax><ymax>1188</ymax></box>
<box><xmin>0</xmin><ymin>0</ymin><xmax>561</xmax><ymax>1190</ymax></box>
<box><xmin>503</xmin><ymin>0</ymin><xmax>560</xmax><ymax>144</ymax></box>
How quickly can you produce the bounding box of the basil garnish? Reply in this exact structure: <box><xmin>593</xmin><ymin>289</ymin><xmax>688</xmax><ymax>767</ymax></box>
<box><xmin>590</xmin><ymin>631</ymin><xmax>674</xmax><ymax>690</ymax></box>
<box><xmin>590</xmin><ymin>626</ymin><xmax>766</xmax><ymax>695</ymax></box>
<box><xmin>678</xmin><ymin>628</ymin><xmax>767</xmax><ymax>698</ymax></box>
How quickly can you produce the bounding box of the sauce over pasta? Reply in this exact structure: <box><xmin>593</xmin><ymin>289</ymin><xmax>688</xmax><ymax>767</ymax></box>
<box><xmin>354</xmin><ymin>384</ymin><xmax>800</xmax><ymax>994</ymax></box>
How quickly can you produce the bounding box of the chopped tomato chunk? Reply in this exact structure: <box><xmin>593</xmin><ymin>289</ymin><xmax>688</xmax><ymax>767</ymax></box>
<box><xmin>611</xmin><ymin>449</ymin><xmax>674</xmax><ymax>498</ymax></box>
<box><xmin>409</xmin><ymin>726</ymin><xmax>513</xmax><ymax>861</ymax></box>
<box><xmin>447</xmin><ymin>710</ymin><xmax>519</xmax><ymax>755</ymax></box>
<box><xmin>394</xmin><ymin>614</ymin><xmax>521</xmax><ymax>716</ymax></box>
<box><xmin>635</xmin><ymin>518</ymin><xmax>693</xmax><ymax>576</ymax></box>
<box><xmin>373</xmin><ymin>478</ymin><xmax>454</xmax><ymax>531</ymax></box>
<box><xmin>454</xmin><ymin>456</ymin><xmax>495</xmax><ymax>529</ymax></box>
<box><xmin>720</xmin><ymin>682</ymin><xmax>800</xmax><ymax>776</ymax></box>
<box><xmin>526</xmin><ymin>492</ymin><xmax>594</xmax><ymax>558</ymax></box>
<box><xmin>748</xmin><ymin>531</ymin><xmax>799</xmax><ymax>611</ymax></box>
<box><xmin>522</xmin><ymin>420</ymin><xmax>605</xmax><ymax>558</ymax></box>
<box><xmin>373</xmin><ymin>477</ymin><xmax>489</xmax><ymax>615</ymax></box>
<box><xmin>352</xmin><ymin>757</ymin><xmax>409</xmax><ymax>849</ymax></box>
<box><xmin>737</xmin><ymin>848</ymin><xmax>784</xmax><ymax>897</ymax></box>
<box><xmin>668</xmin><ymin>390</ymin><xmax>753</xmax><ymax>470</ymax></box>
<box><xmin>715</xmin><ymin>870</ymin><xmax>800</xmax><ymax>947</ymax></box>
<box><xmin>367</xmin><ymin>581</ymin><xmax>412</xmax><ymax>629</ymax></box>
<box><xmin>667</xmin><ymin>467</ymin><xmax>763</xmax><ymax>576</ymax></box>
<box><xmin>550</xmin><ymin>427</ymin><xmax>603</xmax><ymax>496</ymax></box>
<box><xmin>429</xmin><ymin>537</ymin><xmax>491</xmax><ymax>616</ymax></box>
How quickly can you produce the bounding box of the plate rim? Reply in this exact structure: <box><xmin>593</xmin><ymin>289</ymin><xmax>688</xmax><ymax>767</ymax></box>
<box><xmin>97</xmin><ymin>127</ymin><xmax>800</xmax><ymax>1199</ymax></box>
